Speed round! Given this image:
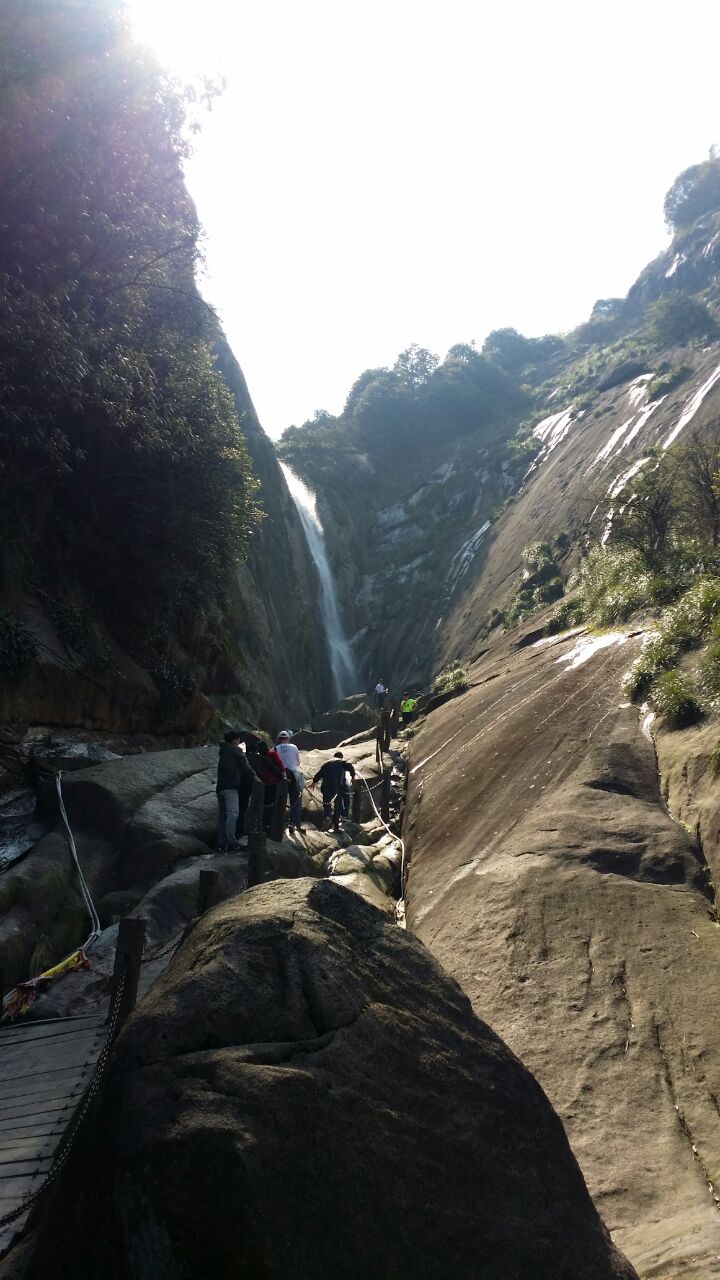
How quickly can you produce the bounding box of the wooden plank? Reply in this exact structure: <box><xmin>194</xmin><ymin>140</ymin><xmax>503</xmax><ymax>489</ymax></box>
<box><xmin>0</xmin><ymin>1099</ymin><xmax>80</xmax><ymax>1126</ymax></box>
<box><xmin>0</xmin><ymin>1051</ymin><xmax>103</xmax><ymax>1084</ymax></box>
<box><xmin>0</xmin><ymin>1014</ymin><xmax>105</xmax><ymax>1046</ymax></box>
<box><xmin>0</xmin><ymin>1172</ymin><xmax>44</xmax><ymax>1200</ymax></box>
<box><xmin>0</xmin><ymin>1029</ymin><xmax>104</xmax><ymax>1069</ymax></box>
<box><xmin>0</xmin><ymin>1135</ymin><xmax>58</xmax><ymax>1158</ymax></box>
<box><xmin>0</xmin><ymin>1160</ymin><xmax>52</xmax><ymax>1185</ymax></box>
<box><xmin>0</xmin><ymin>1078</ymin><xmax>85</xmax><ymax>1107</ymax></box>
<box><xmin>0</xmin><ymin>1126</ymin><xmax>62</xmax><ymax>1147</ymax></box>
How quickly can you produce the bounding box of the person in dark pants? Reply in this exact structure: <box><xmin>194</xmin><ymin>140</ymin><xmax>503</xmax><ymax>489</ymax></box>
<box><xmin>216</xmin><ymin>730</ymin><xmax>255</xmax><ymax>853</ymax></box>
<box><xmin>248</xmin><ymin>741</ymin><xmax>286</xmax><ymax>832</ymax></box>
<box><xmin>311</xmin><ymin>751</ymin><xmax>356</xmax><ymax>831</ymax></box>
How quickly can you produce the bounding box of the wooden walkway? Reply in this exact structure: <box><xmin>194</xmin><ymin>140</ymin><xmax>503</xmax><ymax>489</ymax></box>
<box><xmin>0</xmin><ymin>1012</ymin><xmax>108</xmax><ymax>1254</ymax></box>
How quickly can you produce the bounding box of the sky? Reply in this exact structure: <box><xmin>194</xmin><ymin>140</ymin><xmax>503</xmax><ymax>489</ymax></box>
<box><xmin>126</xmin><ymin>0</ymin><xmax>720</xmax><ymax>438</ymax></box>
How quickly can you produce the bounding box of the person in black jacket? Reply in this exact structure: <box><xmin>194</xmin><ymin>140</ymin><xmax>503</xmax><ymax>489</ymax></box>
<box><xmin>311</xmin><ymin>751</ymin><xmax>356</xmax><ymax>831</ymax></box>
<box><xmin>216</xmin><ymin>730</ymin><xmax>255</xmax><ymax>853</ymax></box>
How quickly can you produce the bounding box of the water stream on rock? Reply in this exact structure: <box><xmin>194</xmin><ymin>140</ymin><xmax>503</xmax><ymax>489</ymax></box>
<box><xmin>279</xmin><ymin>462</ymin><xmax>358</xmax><ymax>701</ymax></box>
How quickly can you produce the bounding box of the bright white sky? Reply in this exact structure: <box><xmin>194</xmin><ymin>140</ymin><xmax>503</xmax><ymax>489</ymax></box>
<box><xmin>126</xmin><ymin>0</ymin><xmax>720</xmax><ymax>438</ymax></box>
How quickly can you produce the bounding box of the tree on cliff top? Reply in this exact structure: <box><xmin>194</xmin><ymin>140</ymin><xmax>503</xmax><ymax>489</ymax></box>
<box><xmin>664</xmin><ymin>155</ymin><xmax>720</xmax><ymax>232</ymax></box>
<box><xmin>0</xmin><ymin>0</ymin><xmax>260</xmax><ymax>628</ymax></box>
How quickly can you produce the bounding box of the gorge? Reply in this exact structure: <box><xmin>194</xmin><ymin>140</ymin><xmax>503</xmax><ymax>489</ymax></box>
<box><xmin>4</xmin><ymin>3</ymin><xmax>720</xmax><ymax>1276</ymax></box>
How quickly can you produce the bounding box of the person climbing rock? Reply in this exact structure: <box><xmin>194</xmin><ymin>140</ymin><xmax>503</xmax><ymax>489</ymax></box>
<box><xmin>275</xmin><ymin>729</ymin><xmax>306</xmax><ymax>834</ymax></box>
<box><xmin>248</xmin><ymin>740</ymin><xmax>286</xmax><ymax>832</ymax></box>
<box><xmin>216</xmin><ymin>730</ymin><xmax>255</xmax><ymax>854</ymax></box>
<box><xmin>401</xmin><ymin>694</ymin><xmax>417</xmax><ymax>725</ymax></box>
<box><xmin>374</xmin><ymin>680</ymin><xmax>387</xmax><ymax>710</ymax></box>
<box><xmin>311</xmin><ymin>751</ymin><xmax>356</xmax><ymax>831</ymax></box>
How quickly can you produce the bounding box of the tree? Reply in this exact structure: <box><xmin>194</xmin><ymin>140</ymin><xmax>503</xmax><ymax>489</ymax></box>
<box><xmin>664</xmin><ymin>158</ymin><xmax>720</xmax><ymax>232</ymax></box>
<box><xmin>393</xmin><ymin>345</ymin><xmax>439</xmax><ymax>390</ymax></box>
<box><xmin>0</xmin><ymin>0</ymin><xmax>261</xmax><ymax>623</ymax></box>
<box><xmin>646</xmin><ymin>292</ymin><xmax>715</xmax><ymax>346</ymax></box>
<box><xmin>482</xmin><ymin>328</ymin><xmax>533</xmax><ymax>372</ymax></box>
<box><xmin>677</xmin><ymin>423</ymin><xmax>720</xmax><ymax>547</ymax></box>
<box><xmin>610</xmin><ymin>456</ymin><xmax>679</xmax><ymax>569</ymax></box>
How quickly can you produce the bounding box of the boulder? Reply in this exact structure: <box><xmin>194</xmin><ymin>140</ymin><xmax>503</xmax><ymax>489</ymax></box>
<box><xmin>25</xmin><ymin>879</ymin><xmax>636</xmax><ymax>1280</ymax></box>
<box><xmin>38</xmin><ymin>746</ymin><xmax>216</xmax><ymax>843</ymax></box>
<box><xmin>291</xmin><ymin>729</ymin><xmax>345</xmax><ymax>750</ymax></box>
<box><xmin>330</xmin><ymin>869</ymin><xmax>395</xmax><ymax>912</ymax></box>
<box><xmin>314</xmin><ymin>694</ymin><xmax>377</xmax><ymax>734</ymax></box>
<box><xmin>0</xmin><ymin>829</ymin><xmax>118</xmax><ymax>983</ymax></box>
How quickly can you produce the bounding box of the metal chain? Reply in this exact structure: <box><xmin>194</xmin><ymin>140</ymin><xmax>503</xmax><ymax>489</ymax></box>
<box><xmin>0</xmin><ymin>970</ymin><xmax>126</xmax><ymax>1231</ymax></box>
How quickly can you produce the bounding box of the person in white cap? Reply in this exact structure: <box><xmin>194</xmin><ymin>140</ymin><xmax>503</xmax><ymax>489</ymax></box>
<box><xmin>275</xmin><ymin>730</ymin><xmax>305</xmax><ymax>833</ymax></box>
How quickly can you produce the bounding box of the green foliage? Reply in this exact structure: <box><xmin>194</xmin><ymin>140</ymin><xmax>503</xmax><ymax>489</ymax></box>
<box><xmin>0</xmin><ymin>0</ymin><xmax>261</xmax><ymax>631</ymax></box>
<box><xmin>563</xmin><ymin>548</ymin><xmax>654</xmax><ymax>626</ymax></box>
<box><xmin>481</xmin><ymin>328</ymin><xmax>564</xmax><ymax>374</ymax></box>
<box><xmin>611</xmin><ymin>455</ymin><xmax>679</xmax><ymax>569</ymax></box>
<box><xmin>621</xmin><ymin>577</ymin><xmax>720</xmax><ymax>721</ymax></box>
<box><xmin>505</xmin><ymin>543</ymin><xmax>564</xmax><ymax>627</ymax></box>
<box><xmin>433</xmin><ymin>663</ymin><xmax>468</xmax><ymax>695</ymax></box>
<box><xmin>651</xmin><ymin>669</ymin><xmax>703</xmax><ymax>729</ymax></box>
<box><xmin>646</xmin><ymin>364</ymin><xmax>692</xmax><ymax>401</ymax></box>
<box><xmin>150</xmin><ymin>658</ymin><xmax>196</xmax><ymax>711</ymax></box>
<box><xmin>0</xmin><ymin>609</ymin><xmax>37</xmax><ymax>680</ymax></box>
<box><xmin>664</xmin><ymin>158</ymin><xmax>720</xmax><ymax>231</ymax></box>
<box><xmin>697</xmin><ymin>641</ymin><xmax>720</xmax><ymax>700</ymax></box>
<box><xmin>646</xmin><ymin>293</ymin><xmax>715</xmax><ymax>346</ymax></box>
<box><xmin>622</xmin><ymin>634</ymin><xmax>681</xmax><ymax>700</ymax></box>
<box><xmin>43</xmin><ymin>596</ymin><xmax>114</xmax><ymax>670</ymax></box>
<box><xmin>544</xmin><ymin>598</ymin><xmax>584</xmax><ymax>634</ymax></box>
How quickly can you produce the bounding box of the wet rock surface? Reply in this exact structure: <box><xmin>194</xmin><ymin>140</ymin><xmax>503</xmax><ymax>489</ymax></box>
<box><xmin>23</xmin><ymin>879</ymin><xmax>636</xmax><ymax>1280</ymax></box>
<box><xmin>405</xmin><ymin>621</ymin><xmax>720</xmax><ymax>1278</ymax></box>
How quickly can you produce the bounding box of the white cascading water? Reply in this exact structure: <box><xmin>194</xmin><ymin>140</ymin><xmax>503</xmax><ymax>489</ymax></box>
<box><xmin>279</xmin><ymin>462</ymin><xmax>358</xmax><ymax>701</ymax></box>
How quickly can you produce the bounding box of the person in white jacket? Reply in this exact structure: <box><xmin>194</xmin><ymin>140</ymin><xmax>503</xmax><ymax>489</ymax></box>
<box><xmin>275</xmin><ymin>730</ymin><xmax>305</xmax><ymax>833</ymax></box>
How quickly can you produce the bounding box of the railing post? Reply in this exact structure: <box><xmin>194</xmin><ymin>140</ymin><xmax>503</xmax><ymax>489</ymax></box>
<box><xmin>109</xmin><ymin>917</ymin><xmax>146</xmax><ymax>1033</ymax></box>
<box><xmin>381</xmin><ymin>766</ymin><xmax>392</xmax><ymax>823</ymax></box>
<box><xmin>247</xmin><ymin>776</ymin><xmax>266</xmax><ymax>886</ymax></box>
<box><xmin>269</xmin><ymin>777</ymin><xmax>288</xmax><ymax>842</ymax></box>
<box><xmin>351</xmin><ymin>778</ymin><xmax>362</xmax><ymax>823</ymax></box>
<box><xmin>197</xmin><ymin>867</ymin><xmax>220</xmax><ymax>915</ymax></box>
<box><xmin>0</xmin><ymin>967</ymin><xmax>4</xmax><ymax>1010</ymax></box>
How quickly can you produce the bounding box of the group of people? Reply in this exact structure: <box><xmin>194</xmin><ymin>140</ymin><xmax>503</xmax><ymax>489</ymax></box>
<box><xmin>374</xmin><ymin>680</ymin><xmax>418</xmax><ymax>724</ymax></box>
<box><xmin>215</xmin><ymin>728</ymin><xmax>358</xmax><ymax>853</ymax></box>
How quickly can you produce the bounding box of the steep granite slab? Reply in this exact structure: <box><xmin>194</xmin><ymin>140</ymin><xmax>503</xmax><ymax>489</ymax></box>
<box><xmin>17</xmin><ymin>879</ymin><xmax>635</xmax><ymax>1279</ymax></box>
<box><xmin>406</xmin><ymin>625</ymin><xmax>720</xmax><ymax>1278</ymax></box>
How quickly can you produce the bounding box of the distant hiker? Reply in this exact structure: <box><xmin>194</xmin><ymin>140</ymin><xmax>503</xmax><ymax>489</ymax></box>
<box><xmin>389</xmin><ymin>693</ymin><xmax>402</xmax><ymax>736</ymax></box>
<box><xmin>311</xmin><ymin>750</ymin><xmax>356</xmax><ymax>831</ymax></box>
<box><xmin>275</xmin><ymin>729</ymin><xmax>306</xmax><ymax>834</ymax></box>
<box><xmin>216</xmin><ymin>730</ymin><xmax>255</xmax><ymax>853</ymax></box>
<box><xmin>401</xmin><ymin>695</ymin><xmax>417</xmax><ymax>725</ymax></box>
<box><xmin>374</xmin><ymin>680</ymin><xmax>387</xmax><ymax>710</ymax></box>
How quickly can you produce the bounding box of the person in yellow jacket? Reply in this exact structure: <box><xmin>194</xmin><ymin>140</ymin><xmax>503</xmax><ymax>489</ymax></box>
<box><xmin>401</xmin><ymin>695</ymin><xmax>417</xmax><ymax>725</ymax></box>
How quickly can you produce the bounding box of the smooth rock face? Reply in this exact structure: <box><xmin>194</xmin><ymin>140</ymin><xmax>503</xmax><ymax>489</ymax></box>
<box><xmin>27</xmin><ymin>879</ymin><xmax>635</xmax><ymax>1280</ymax></box>
<box><xmin>405</xmin><ymin>623</ymin><xmax>720</xmax><ymax>1278</ymax></box>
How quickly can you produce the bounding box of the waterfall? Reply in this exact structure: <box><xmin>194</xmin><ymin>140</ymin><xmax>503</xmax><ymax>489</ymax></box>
<box><xmin>279</xmin><ymin>462</ymin><xmax>358</xmax><ymax>701</ymax></box>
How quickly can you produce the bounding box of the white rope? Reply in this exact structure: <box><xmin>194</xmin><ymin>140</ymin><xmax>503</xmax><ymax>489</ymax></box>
<box><xmin>55</xmin><ymin>772</ymin><xmax>101</xmax><ymax>943</ymax></box>
<box><xmin>2</xmin><ymin>776</ymin><xmax>103</xmax><ymax>1014</ymax></box>
<box><xmin>356</xmin><ymin>768</ymin><xmax>407</xmax><ymax>926</ymax></box>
